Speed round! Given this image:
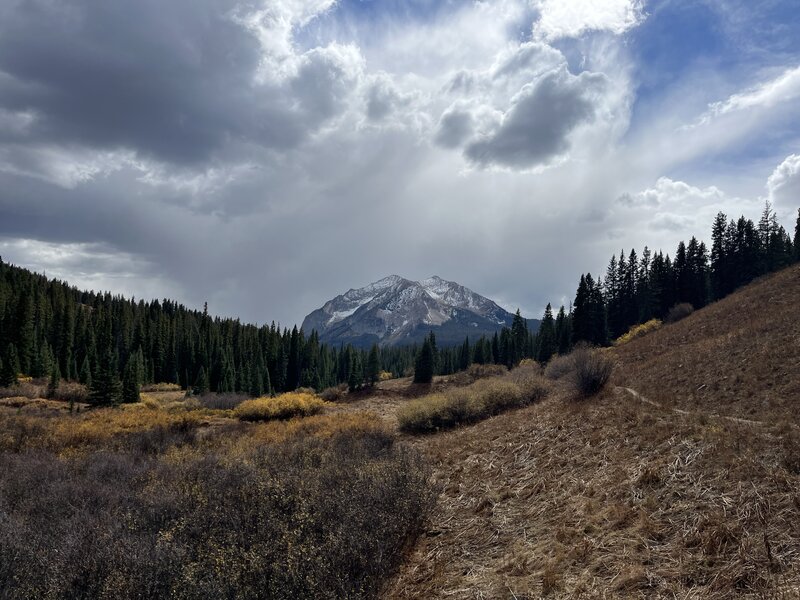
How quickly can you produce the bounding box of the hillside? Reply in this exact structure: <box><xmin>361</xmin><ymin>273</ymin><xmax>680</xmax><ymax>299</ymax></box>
<box><xmin>613</xmin><ymin>264</ymin><xmax>800</xmax><ymax>425</ymax></box>
<box><xmin>370</xmin><ymin>265</ymin><xmax>800</xmax><ymax>598</ymax></box>
<box><xmin>302</xmin><ymin>275</ymin><xmax>539</xmax><ymax>348</ymax></box>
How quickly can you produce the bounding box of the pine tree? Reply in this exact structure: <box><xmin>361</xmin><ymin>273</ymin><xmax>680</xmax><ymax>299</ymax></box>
<box><xmin>79</xmin><ymin>355</ymin><xmax>93</xmax><ymax>387</ymax></box>
<box><xmin>47</xmin><ymin>361</ymin><xmax>61</xmax><ymax>399</ymax></box>
<box><xmin>554</xmin><ymin>306</ymin><xmax>572</xmax><ymax>355</ymax></box>
<box><xmin>121</xmin><ymin>352</ymin><xmax>142</xmax><ymax>404</ymax></box>
<box><xmin>366</xmin><ymin>344</ymin><xmax>381</xmax><ymax>386</ymax></box>
<box><xmin>195</xmin><ymin>366</ymin><xmax>210</xmax><ymax>395</ymax></box>
<box><xmin>510</xmin><ymin>310</ymin><xmax>528</xmax><ymax>366</ymax></box>
<box><xmin>536</xmin><ymin>304</ymin><xmax>557</xmax><ymax>363</ymax></box>
<box><xmin>89</xmin><ymin>347</ymin><xmax>122</xmax><ymax>406</ymax></box>
<box><xmin>348</xmin><ymin>352</ymin><xmax>363</xmax><ymax>392</ymax></box>
<box><xmin>1</xmin><ymin>343</ymin><xmax>20</xmax><ymax>387</ymax></box>
<box><xmin>413</xmin><ymin>339</ymin><xmax>434</xmax><ymax>384</ymax></box>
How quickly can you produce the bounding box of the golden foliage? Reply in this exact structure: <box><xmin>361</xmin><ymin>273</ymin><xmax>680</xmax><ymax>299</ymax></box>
<box><xmin>234</xmin><ymin>392</ymin><xmax>326</xmax><ymax>422</ymax></box>
<box><xmin>614</xmin><ymin>319</ymin><xmax>662</xmax><ymax>346</ymax></box>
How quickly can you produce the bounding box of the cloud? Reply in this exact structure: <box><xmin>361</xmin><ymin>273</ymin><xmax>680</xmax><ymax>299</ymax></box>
<box><xmin>464</xmin><ymin>67</ymin><xmax>610</xmax><ymax>169</ymax></box>
<box><xmin>766</xmin><ymin>154</ymin><xmax>800</xmax><ymax>216</ymax></box>
<box><xmin>701</xmin><ymin>65</ymin><xmax>800</xmax><ymax>122</ymax></box>
<box><xmin>0</xmin><ymin>0</ymin><xmax>359</xmax><ymax>181</ymax></box>
<box><xmin>619</xmin><ymin>177</ymin><xmax>727</xmax><ymax>208</ymax></box>
<box><xmin>533</xmin><ymin>0</ymin><xmax>646</xmax><ymax>41</ymax></box>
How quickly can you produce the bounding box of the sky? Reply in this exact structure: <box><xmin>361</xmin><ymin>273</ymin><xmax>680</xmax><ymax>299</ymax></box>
<box><xmin>1</xmin><ymin>0</ymin><xmax>799</xmax><ymax>326</ymax></box>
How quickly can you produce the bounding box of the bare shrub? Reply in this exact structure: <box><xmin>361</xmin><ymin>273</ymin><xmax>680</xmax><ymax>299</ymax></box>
<box><xmin>544</xmin><ymin>354</ymin><xmax>574</xmax><ymax>380</ymax></box>
<box><xmin>569</xmin><ymin>345</ymin><xmax>613</xmax><ymax>398</ymax></box>
<box><xmin>466</xmin><ymin>363</ymin><xmax>507</xmax><ymax>381</ymax></box>
<box><xmin>665</xmin><ymin>303</ymin><xmax>694</xmax><ymax>324</ymax></box>
<box><xmin>48</xmin><ymin>381</ymin><xmax>88</xmax><ymax>404</ymax></box>
<box><xmin>196</xmin><ymin>392</ymin><xmax>249</xmax><ymax>410</ymax></box>
<box><xmin>319</xmin><ymin>383</ymin><xmax>348</xmax><ymax>402</ymax></box>
<box><xmin>0</xmin><ymin>414</ymin><xmax>433</xmax><ymax>599</ymax></box>
<box><xmin>0</xmin><ymin>381</ymin><xmax>43</xmax><ymax>400</ymax></box>
<box><xmin>141</xmin><ymin>382</ymin><xmax>183</xmax><ymax>392</ymax></box>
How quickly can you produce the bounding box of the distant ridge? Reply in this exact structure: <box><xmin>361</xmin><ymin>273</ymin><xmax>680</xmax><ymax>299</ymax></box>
<box><xmin>302</xmin><ymin>275</ymin><xmax>539</xmax><ymax>348</ymax></box>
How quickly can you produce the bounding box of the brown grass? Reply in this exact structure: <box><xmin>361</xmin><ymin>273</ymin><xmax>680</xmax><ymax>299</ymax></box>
<box><xmin>234</xmin><ymin>392</ymin><xmax>326</xmax><ymax>421</ymax></box>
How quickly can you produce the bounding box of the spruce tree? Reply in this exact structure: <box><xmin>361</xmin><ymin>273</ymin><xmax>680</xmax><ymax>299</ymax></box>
<box><xmin>413</xmin><ymin>339</ymin><xmax>434</xmax><ymax>384</ymax></box>
<box><xmin>366</xmin><ymin>344</ymin><xmax>381</xmax><ymax>386</ymax></box>
<box><xmin>348</xmin><ymin>352</ymin><xmax>363</xmax><ymax>392</ymax></box>
<box><xmin>536</xmin><ymin>304</ymin><xmax>557</xmax><ymax>363</ymax></box>
<box><xmin>195</xmin><ymin>366</ymin><xmax>210</xmax><ymax>395</ymax></box>
<box><xmin>121</xmin><ymin>353</ymin><xmax>142</xmax><ymax>404</ymax></box>
<box><xmin>47</xmin><ymin>361</ymin><xmax>61</xmax><ymax>399</ymax></box>
<box><xmin>89</xmin><ymin>347</ymin><xmax>122</xmax><ymax>406</ymax></box>
<box><xmin>1</xmin><ymin>343</ymin><xmax>20</xmax><ymax>387</ymax></box>
<box><xmin>555</xmin><ymin>306</ymin><xmax>572</xmax><ymax>355</ymax></box>
<box><xmin>79</xmin><ymin>356</ymin><xmax>92</xmax><ymax>387</ymax></box>
<box><xmin>510</xmin><ymin>310</ymin><xmax>528</xmax><ymax>365</ymax></box>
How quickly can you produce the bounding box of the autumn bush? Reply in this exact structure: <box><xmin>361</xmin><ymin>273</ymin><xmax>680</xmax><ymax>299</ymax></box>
<box><xmin>398</xmin><ymin>371</ymin><xmax>549</xmax><ymax>433</ymax></box>
<box><xmin>195</xmin><ymin>392</ymin><xmax>249</xmax><ymax>410</ymax></box>
<box><xmin>0</xmin><ymin>411</ymin><xmax>433</xmax><ymax>599</ymax></box>
<box><xmin>48</xmin><ymin>380</ymin><xmax>89</xmax><ymax>404</ymax></box>
<box><xmin>141</xmin><ymin>382</ymin><xmax>183</xmax><ymax>392</ymax></box>
<box><xmin>234</xmin><ymin>392</ymin><xmax>326</xmax><ymax>422</ymax></box>
<box><xmin>614</xmin><ymin>319</ymin><xmax>662</xmax><ymax>346</ymax></box>
<box><xmin>319</xmin><ymin>383</ymin><xmax>348</xmax><ymax>402</ymax></box>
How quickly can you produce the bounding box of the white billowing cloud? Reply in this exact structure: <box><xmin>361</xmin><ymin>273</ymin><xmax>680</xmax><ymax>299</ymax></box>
<box><xmin>433</xmin><ymin>41</ymin><xmax>630</xmax><ymax>170</ymax></box>
<box><xmin>702</xmin><ymin>65</ymin><xmax>800</xmax><ymax>121</ymax></box>
<box><xmin>767</xmin><ymin>154</ymin><xmax>800</xmax><ymax>217</ymax></box>
<box><xmin>534</xmin><ymin>0</ymin><xmax>646</xmax><ymax>41</ymax></box>
<box><xmin>619</xmin><ymin>177</ymin><xmax>727</xmax><ymax>208</ymax></box>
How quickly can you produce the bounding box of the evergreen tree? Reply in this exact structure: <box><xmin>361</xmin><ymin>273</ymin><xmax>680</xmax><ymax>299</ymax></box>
<box><xmin>1</xmin><ymin>343</ymin><xmax>20</xmax><ymax>387</ymax></box>
<box><xmin>79</xmin><ymin>355</ymin><xmax>93</xmax><ymax>387</ymax></box>
<box><xmin>554</xmin><ymin>306</ymin><xmax>572</xmax><ymax>355</ymax></box>
<box><xmin>510</xmin><ymin>310</ymin><xmax>528</xmax><ymax>365</ymax></box>
<box><xmin>89</xmin><ymin>347</ymin><xmax>122</xmax><ymax>406</ymax></box>
<box><xmin>536</xmin><ymin>304</ymin><xmax>557</xmax><ymax>363</ymax></box>
<box><xmin>366</xmin><ymin>344</ymin><xmax>381</xmax><ymax>386</ymax></box>
<box><xmin>413</xmin><ymin>339</ymin><xmax>434</xmax><ymax>384</ymax></box>
<box><xmin>348</xmin><ymin>352</ymin><xmax>363</xmax><ymax>392</ymax></box>
<box><xmin>195</xmin><ymin>366</ymin><xmax>210</xmax><ymax>395</ymax></box>
<box><xmin>458</xmin><ymin>337</ymin><xmax>471</xmax><ymax>371</ymax></box>
<box><xmin>121</xmin><ymin>352</ymin><xmax>142</xmax><ymax>404</ymax></box>
<box><xmin>47</xmin><ymin>361</ymin><xmax>61</xmax><ymax>399</ymax></box>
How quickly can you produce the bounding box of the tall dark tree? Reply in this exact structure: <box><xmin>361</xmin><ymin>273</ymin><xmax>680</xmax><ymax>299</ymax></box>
<box><xmin>366</xmin><ymin>344</ymin><xmax>381</xmax><ymax>386</ymax></box>
<box><xmin>536</xmin><ymin>304</ymin><xmax>557</xmax><ymax>363</ymax></box>
<box><xmin>413</xmin><ymin>338</ymin><xmax>434</xmax><ymax>384</ymax></box>
<box><xmin>554</xmin><ymin>306</ymin><xmax>572</xmax><ymax>355</ymax></box>
<box><xmin>47</xmin><ymin>361</ymin><xmax>61</xmax><ymax>399</ymax></box>
<box><xmin>348</xmin><ymin>351</ymin><xmax>363</xmax><ymax>392</ymax></box>
<box><xmin>1</xmin><ymin>343</ymin><xmax>20</xmax><ymax>387</ymax></box>
<box><xmin>510</xmin><ymin>309</ymin><xmax>528</xmax><ymax>366</ymax></box>
<box><xmin>795</xmin><ymin>208</ymin><xmax>800</xmax><ymax>261</ymax></box>
<box><xmin>122</xmin><ymin>350</ymin><xmax>143</xmax><ymax>404</ymax></box>
<box><xmin>89</xmin><ymin>347</ymin><xmax>122</xmax><ymax>406</ymax></box>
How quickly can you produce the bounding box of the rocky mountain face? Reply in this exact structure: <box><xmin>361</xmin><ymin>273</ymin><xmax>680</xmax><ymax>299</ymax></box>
<box><xmin>302</xmin><ymin>275</ymin><xmax>538</xmax><ymax>348</ymax></box>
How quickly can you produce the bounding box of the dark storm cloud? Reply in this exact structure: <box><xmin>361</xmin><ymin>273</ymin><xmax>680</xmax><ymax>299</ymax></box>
<box><xmin>465</xmin><ymin>68</ymin><xmax>609</xmax><ymax>169</ymax></box>
<box><xmin>0</xmin><ymin>0</ymin><xmax>353</xmax><ymax>165</ymax></box>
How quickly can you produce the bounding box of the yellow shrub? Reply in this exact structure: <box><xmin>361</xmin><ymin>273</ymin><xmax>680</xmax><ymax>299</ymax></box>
<box><xmin>614</xmin><ymin>319</ymin><xmax>662</xmax><ymax>346</ymax></box>
<box><xmin>234</xmin><ymin>392</ymin><xmax>326</xmax><ymax>422</ymax></box>
<box><xmin>379</xmin><ymin>371</ymin><xmax>394</xmax><ymax>381</ymax></box>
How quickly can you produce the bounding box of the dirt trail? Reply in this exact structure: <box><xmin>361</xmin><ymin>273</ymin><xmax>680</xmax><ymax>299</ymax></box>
<box><xmin>616</xmin><ymin>386</ymin><xmax>799</xmax><ymax>429</ymax></box>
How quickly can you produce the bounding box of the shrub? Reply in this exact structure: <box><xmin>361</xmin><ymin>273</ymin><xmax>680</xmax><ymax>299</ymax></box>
<box><xmin>235</xmin><ymin>392</ymin><xmax>326</xmax><ymax>422</ymax></box>
<box><xmin>196</xmin><ymin>392</ymin><xmax>249</xmax><ymax>410</ymax></box>
<box><xmin>48</xmin><ymin>381</ymin><xmax>89</xmax><ymax>404</ymax></box>
<box><xmin>141</xmin><ymin>382</ymin><xmax>183</xmax><ymax>392</ymax></box>
<box><xmin>569</xmin><ymin>345</ymin><xmax>613</xmax><ymax>398</ymax></box>
<box><xmin>466</xmin><ymin>363</ymin><xmax>507</xmax><ymax>381</ymax></box>
<box><xmin>0</xmin><ymin>381</ymin><xmax>43</xmax><ymax>400</ymax></box>
<box><xmin>0</xmin><ymin>413</ymin><xmax>433</xmax><ymax>599</ymax></box>
<box><xmin>544</xmin><ymin>354</ymin><xmax>574</xmax><ymax>380</ymax></box>
<box><xmin>319</xmin><ymin>384</ymin><xmax>348</xmax><ymax>402</ymax></box>
<box><xmin>665</xmin><ymin>303</ymin><xmax>694</xmax><ymax>324</ymax></box>
<box><xmin>398</xmin><ymin>374</ymin><xmax>548</xmax><ymax>433</ymax></box>
<box><xmin>379</xmin><ymin>370</ymin><xmax>394</xmax><ymax>381</ymax></box>
<box><xmin>614</xmin><ymin>319</ymin><xmax>662</xmax><ymax>346</ymax></box>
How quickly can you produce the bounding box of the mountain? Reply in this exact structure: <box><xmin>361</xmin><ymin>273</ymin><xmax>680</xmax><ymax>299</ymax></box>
<box><xmin>302</xmin><ymin>275</ymin><xmax>539</xmax><ymax>348</ymax></box>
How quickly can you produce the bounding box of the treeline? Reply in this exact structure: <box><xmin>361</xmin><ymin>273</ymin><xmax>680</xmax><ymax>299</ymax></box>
<box><xmin>0</xmin><ymin>260</ymin><xmax>441</xmax><ymax>402</ymax></box>
<box><xmin>416</xmin><ymin>203</ymin><xmax>800</xmax><ymax>378</ymax></box>
<box><xmin>482</xmin><ymin>202</ymin><xmax>800</xmax><ymax>367</ymax></box>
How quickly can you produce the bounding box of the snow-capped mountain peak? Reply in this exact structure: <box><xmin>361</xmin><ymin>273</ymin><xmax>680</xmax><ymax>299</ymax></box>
<box><xmin>302</xmin><ymin>275</ymin><xmax>528</xmax><ymax>347</ymax></box>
